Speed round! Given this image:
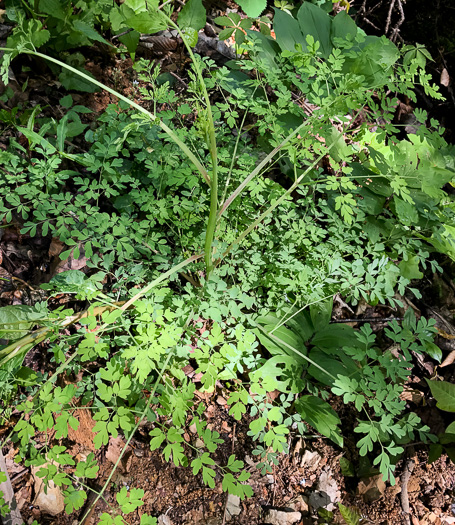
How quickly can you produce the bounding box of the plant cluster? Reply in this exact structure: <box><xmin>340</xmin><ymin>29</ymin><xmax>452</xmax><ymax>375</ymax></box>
<box><xmin>0</xmin><ymin>0</ymin><xmax>454</xmax><ymax>523</ymax></box>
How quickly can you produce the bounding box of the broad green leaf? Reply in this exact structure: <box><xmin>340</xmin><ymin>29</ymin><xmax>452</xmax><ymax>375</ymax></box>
<box><xmin>285</xmin><ymin>310</ymin><xmax>315</xmax><ymax>343</ymax></box>
<box><xmin>347</xmin><ymin>36</ymin><xmax>399</xmax><ymax>87</ymax></box>
<box><xmin>422</xmin><ymin>341</ymin><xmax>442</xmax><ymax>362</ymax></box>
<box><xmin>312</xmin><ymin>324</ymin><xmax>359</xmax><ymax>351</ymax></box>
<box><xmin>420</xmin><ymin>166</ymin><xmax>454</xmax><ymax>198</ymax></box>
<box><xmin>72</xmin><ymin>20</ymin><xmax>112</xmax><ymax>46</ymax></box>
<box><xmin>393</xmin><ymin>197</ymin><xmax>419</xmax><ymax>226</ymax></box>
<box><xmin>273</xmin><ymin>8</ymin><xmax>307</xmax><ymax>53</ymax></box>
<box><xmin>325</xmin><ymin>128</ymin><xmax>352</xmax><ymax>163</ymax></box>
<box><xmin>447</xmin><ymin>422</ymin><xmax>455</xmax><ymax>434</ymax></box>
<box><xmin>331</xmin><ymin>11</ymin><xmax>357</xmax><ymax>43</ymax></box>
<box><xmin>309</xmin><ymin>297</ymin><xmax>333</xmax><ymax>332</ymax></box>
<box><xmin>181</xmin><ymin>27</ymin><xmax>199</xmax><ymax>48</ymax></box>
<box><xmin>249</xmin><ymin>355</ymin><xmax>304</xmax><ymax>393</ymax></box>
<box><xmin>178</xmin><ymin>0</ymin><xmax>206</xmax><ymax>32</ymax></box>
<box><xmin>0</xmin><ymin>305</ymin><xmax>48</xmax><ymax>340</ymax></box>
<box><xmin>245</xmin><ymin>30</ymin><xmax>280</xmax><ymax>69</ymax></box>
<box><xmin>125</xmin><ymin>12</ymin><xmax>167</xmax><ymax>34</ymax></box>
<box><xmin>125</xmin><ymin>0</ymin><xmax>147</xmax><ymax>12</ymax></box>
<box><xmin>15</xmin><ymin>366</ymin><xmax>38</xmax><ymax>386</ymax></box>
<box><xmin>339</xmin><ymin>457</ymin><xmax>355</xmax><ymax>477</ymax></box>
<box><xmin>237</xmin><ymin>0</ymin><xmax>267</xmax><ymax>18</ymax></box>
<box><xmin>399</xmin><ymin>256</ymin><xmax>423</xmax><ymax>280</ymax></box>
<box><xmin>352</xmin><ymin>162</ymin><xmax>393</xmax><ymax>197</ymax></box>
<box><xmin>59</xmin><ymin>68</ymin><xmax>97</xmax><ymax>93</ymax></box>
<box><xmin>297</xmin><ymin>1</ymin><xmax>332</xmax><ymax>59</ymax></box>
<box><xmin>428</xmin><ymin>443</ymin><xmax>443</xmax><ymax>464</ymax></box>
<box><xmin>254</xmin><ymin>324</ymin><xmax>307</xmax><ymax>365</ymax></box>
<box><xmin>110</xmin><ymin>4</ymin><xmax>135</xmax><ymax>31</ymax></box>
<box><xmin>427</xmin><ymin>379</ymin><xmax>455</xmax><ymax>412</ymax></box>
<box><xmin>218</xmin><ymin>27</ymin><xmax>235</xmax><ymax>40</ymax></box>
<box><xmin>119</xmin><ymin>30</ymin><xmax>140</xmax><ymax>58</ymax></box>
<box><xmin>16</xmin><ymin>126</ymin><xmax>56</xmax><ymax>152</ymax></box>
<box><xmin>295</xmin><ymin>395</ymin><xmax>343</xmax><ymax>446</ymax></box>
<box><xmin>307</xmin><ymin>350</ymin><xmax>360</xmax><ymax>386</ymax></box>
<box><xmin>356</xmin><ymin>187</ymin><xmax>386</xmax><ymax>215</ymax></box>
<box><xmin>60</xmin><ymin>94</ymin><xmax>73</xmax><ymax>108</ymax></box>
<box><xmin>39</xmin><ymin>0</ymin><xmax>66</xmax><ymax>19</ymax></box>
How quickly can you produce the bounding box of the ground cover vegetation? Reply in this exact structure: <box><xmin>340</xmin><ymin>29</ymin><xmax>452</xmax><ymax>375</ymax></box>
<box><xmin>0</xmin><ymin>0</ymin><xmax>455</xmax><ymax>523</ymax></box>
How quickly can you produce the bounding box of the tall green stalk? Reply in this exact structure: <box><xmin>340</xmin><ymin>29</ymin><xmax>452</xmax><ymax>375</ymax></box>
<box><xmin>164</xmin><ymin>17</ymin><xmax>219</xmax><ymax>277</ymax></box>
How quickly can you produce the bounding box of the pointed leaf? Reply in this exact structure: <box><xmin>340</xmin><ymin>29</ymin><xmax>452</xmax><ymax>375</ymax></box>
<box><xmin>273</xmin><ymin>8</ymin><xmax>307</xmax><ymax>52</ymax></box>
<box><xmin>237</xmin><ymin>0</ymin><xmax>267</xmax><ymax>18</ymax></box>
<box><xmin>297</xmin><ymin>2</ymin><xmax>332</xmax><ymax>58</ymax></box>
<box><xmin>295</xmin><ymin>395</ymin><xmax>343</xmax><ymax>446</ymax></box>
<box><xmin>178</xmin><ymin>0</ymin><xmax>206</xmax><ymax>31</ymax></box>
<box><xmin>427</xmin><ymin>379</ymin><xmax>455</xmax><ymax>412</ymax></box>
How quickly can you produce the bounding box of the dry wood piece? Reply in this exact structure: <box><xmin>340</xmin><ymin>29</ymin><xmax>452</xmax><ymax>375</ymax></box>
<box><xmin>0</xmin><ymin>448</ymin><xmax>24</xmax><ymax>525</ymax></box>
<box><xmin>401</xmin><ymin>459</ymin><xmax>416</xmax><ymax>525</ymax></box>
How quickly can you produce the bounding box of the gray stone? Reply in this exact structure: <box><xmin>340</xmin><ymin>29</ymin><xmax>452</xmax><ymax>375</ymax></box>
<box><xmin>263</xmin><ymin>509</ymin><xmax>302</xmax><ymax>525</ymax></box>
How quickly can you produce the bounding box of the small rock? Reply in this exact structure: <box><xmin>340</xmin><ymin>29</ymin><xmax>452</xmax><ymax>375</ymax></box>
<box><xmin>288</xmin><ymin>495</ymin><xmax>309</xmax><ymax>516</ymax></box>
<box><xmin>245</xmin><ymin>455</ymin><xmax>255</xmax><ymax>467</ymax></box>
<box><xmin>31</xmin><ymin>465</ymin><xmax>65</xmax><ymax>516</ymax></box>
<box><xmin>300</xmin><ymin>450</ymin><xmax>321</xmax><ymax>470</ymax></box>
<box><xmin>357</xmin><ymin>474</ymin><xmax>386</xmax><ymax>503</ymax></box>
<box><xmin>106</xmin><ymin>436</ymin><xmax>131</xmax><ymax>470</ymax></box>
<box><xmin>308</xmin><ymin>470</ymin><xmax>339</xmax><ymax>511</ymax></box>
<box><xmin>158</xmin><ymin>515</ymin><xmax>174</xmax><ymax>525</ymax></box>
<box><xmin>263</xmin><ymin>509</ymin><xmax>302</xmax><ymax>525</ymax></box>
<box><xmin>266</xmin><ymin>475</ymin><xmax>275</xmax><ymax>484</ymax></box>
<box><xmin>226</xmin><ymin>494</ymin><xmax>241</xmax><ymax>518</ymax></box>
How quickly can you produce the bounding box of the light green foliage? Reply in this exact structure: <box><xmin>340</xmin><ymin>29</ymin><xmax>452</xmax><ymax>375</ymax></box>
<box><xmin>116</xmin><ymin>487</ymin><xmax>144</xmax><ymax>513</ymax></box>
<box><xmin>0</xmin><ymin>0</ymin><xmax>453</xmax><ymax>516</ymax></box>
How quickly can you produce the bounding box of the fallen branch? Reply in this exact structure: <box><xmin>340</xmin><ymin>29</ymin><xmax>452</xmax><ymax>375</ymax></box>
<box><xmin>401</xmin><ymin>458</ymin><xmax>415</xmax><ymax>525</ymax></box>
<box><xmin>0</xmin><ymin>448</ymin><xmax>24</xmax><ymax>525</ymax></box>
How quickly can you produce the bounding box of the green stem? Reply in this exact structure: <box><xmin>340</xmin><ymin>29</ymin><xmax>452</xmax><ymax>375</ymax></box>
<box><xmin>164</xmin><ymin>18</ymin><xmax>219</xmax><ymax>276</ymax></box>
<box><xmin>217</xmin><ymin>119</ymin><xmax>310</xmax><ymax>221</ymax></box>
<box><xmin>217</xmin><ymin>144</ymin><xmax>334</xmax><ymax>265</ymax></box>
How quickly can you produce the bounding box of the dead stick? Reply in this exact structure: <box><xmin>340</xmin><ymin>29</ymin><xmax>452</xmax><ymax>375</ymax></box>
<box><xmin>401</xmin><ymin>459</ymin><xmax>415</xmax><ymax>525</ymax></box>
<box><xmin>0</xmin><ymin>448</ymin><xmax>24</xmax><ymax>525</ymax></box>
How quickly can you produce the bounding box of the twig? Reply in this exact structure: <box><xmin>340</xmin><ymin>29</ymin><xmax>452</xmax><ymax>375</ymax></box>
<box><xmin>389</xmin><ymin>0</ymin><xmax>405</xmax><ymax>42</ymax></box>
<box><xmin>385</xmin><ymin>0</ymin><xmax>396</xmax><ymax>35</ymax></box>
<box><xmin>363</xmin><ymin>17</ymin><xmax>382</xmax><ymax>31</ymax></box>
<box><xmin>170</xmin><ymin>71</ymin><xmax>189</xmax><ymax>89</ymax></box>
<box><xmin>0</xmin><ymin>448</ymin><xmax>24</xmax><ymax>525</ymax></box>
<box><xmin>401</xmin><ymin>458</ymin><xmax>415</xmax><ymax>525</ymax></box>
<box><xmin>111</xmin><ymin>28</ymin><xmax>133</xmax><ymax>41</ymax></box>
